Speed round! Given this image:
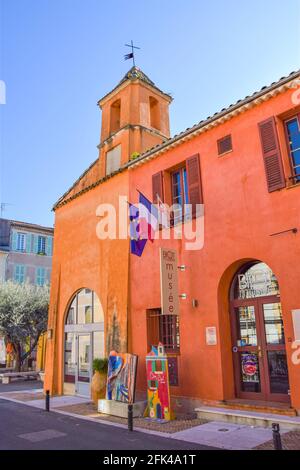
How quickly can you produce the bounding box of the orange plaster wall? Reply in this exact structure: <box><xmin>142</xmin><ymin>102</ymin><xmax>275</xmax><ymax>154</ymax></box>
<box><xmin>128</xmin><ymin>87</ymin><xmax>300</xmax><ymax>409</ymax></box>
<box><xmin>44</xmin><ymin>171</ymin><xmax>130</xmax><ymax>395</ymax></box>
<box><xmin>45</xmin><ymin>76</ymin><xmax>300</xmax><ymax>410</ymax></box>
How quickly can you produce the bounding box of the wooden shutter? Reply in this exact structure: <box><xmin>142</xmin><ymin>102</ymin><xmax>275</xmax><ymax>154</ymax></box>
<box><xmin>46</xmin><ymin>236</ymin><xmax>53</xmax><ymax>256</ymax></box>
<box><xmin>152</xmin><ymin>171</ymin><xmax>164</xmax><ymax>203</ymax></box>
<box><xmin>258</xmin><ymin>117</ymin><xmax>286</xmax><ymax>192</ymax></box>
<box><xmin>186</xmin><ymin>154</ymin><xmax>203</xmax><ymax>217</ymax></box>
<box><xmin>33</xmin><ymin>235</ymin><xmax>39</xmax><ymax>254</ymax></box>
<box><xmin>11</xmin><ymin>231</ymin><xmax>18</xmax><ymax>251</ymax></box>
<box><xmin>218</xmin><ymin>135</ymin><xmax>232</xmax><ymax>155</ymax></box>
<box><xmin>147</xmin><ymin>309</ymin><xmax>160</xmax><ymax>352</ymax></box>
<box><xmin>26</xmin><ymin>233</ymin><xmax>31</xmax><ymax>253</ymax></box>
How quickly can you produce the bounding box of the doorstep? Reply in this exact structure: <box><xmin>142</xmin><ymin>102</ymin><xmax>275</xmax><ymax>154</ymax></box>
<box><xmin>195</xmin><ymin>406</ymin><xmax>300</xmax><ymax>430</ymax></box>
<box><xmin>221</xmin><ymin>399</ymin><xmax>297</xmax><ymax>416</ymax></box>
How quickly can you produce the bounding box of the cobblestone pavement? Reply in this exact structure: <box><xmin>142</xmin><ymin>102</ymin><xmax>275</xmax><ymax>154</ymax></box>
<box><xmin>256</xmin><ymin>430</ymin><xmax>300</xmax><ymax>450</ymax></box>
<box><xmin>55</xmin><ymin>401</ymin><xmax>208</xmax><ymax>433</ymax></box>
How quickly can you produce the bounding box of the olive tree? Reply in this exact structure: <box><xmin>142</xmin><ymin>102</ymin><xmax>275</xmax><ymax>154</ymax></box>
<box><xmin>0</xmin><ymin>281</ymin><xmax>49</xmax><ymax>371</ymax></box>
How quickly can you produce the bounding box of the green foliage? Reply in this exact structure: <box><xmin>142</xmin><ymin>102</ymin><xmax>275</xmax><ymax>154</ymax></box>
<box><xmin>130</xmin><ymin>151</ymin><xmax>140</xmax><ymax>161</ymax></box>
<box><xmin>93</xmin><ymin>357</ymin><xmax>108</xmax><ymax>373</ymax></box>
<box><xmin>0</xmin><ymin>281</ymin><xmax>50</xmax><ymax>367</ymax></box>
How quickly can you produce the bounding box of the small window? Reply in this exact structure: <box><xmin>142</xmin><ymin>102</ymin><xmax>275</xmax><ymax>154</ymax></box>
<box><xmin>16</xmin><ymin>232</ymin><xmax>26</xmax><ymax>251</ymax></box>
<box><xmin>149</xmin><ymin>96</ymin><xmax>160</xmax><ymax>130</ymax></box>
<box><xmin>171</xmin><ymin>167</ymin><xmax>191</xmax><ymax>224</ymax></box>
<box><xmin>37</xmin><ymin>236</ymin><xmax>46</xmax><ymax>254</ymax></box>
<box><xmin>217</xmin><ymin>135</ymin><xmax>232</xmax><ymax>155</ymax></box>
<box><xmin>285</xmin><ymin>116</ymin><xmax>300</xmax><ymax>183</ymax></box>
<box><xmin>147</xmin><ymin>309</ymin><xmax>180</xmax><ymax>353</ymax></box>
<box><xmin>110</xmin><ymin>99</ymin><xmax>121</xmax><ymax>134</ymax></box>
<box><xmin>36</xmin><ymin>267</ymin><xmax>46</xmax><ymax>286</ymax></box>
<box><xmin>106</xmin><ymin>144</ymin><xmax>121</xmax><ymax>175</ymax></box>
<box><xmin>14</xmin><ymin>264</ymin><xmax>26</xmax><ymax>283</ymax></box>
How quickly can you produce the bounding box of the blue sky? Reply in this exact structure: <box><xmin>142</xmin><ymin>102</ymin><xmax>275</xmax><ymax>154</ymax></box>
<box><xmin>0</xmin><ymin>0</ymin><xmax>299</xmax><ymax>227</ymax></box>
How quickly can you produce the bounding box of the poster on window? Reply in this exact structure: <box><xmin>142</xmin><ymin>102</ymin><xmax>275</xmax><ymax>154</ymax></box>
<box><xmin>241</xmin><ymin>353</ymin><xmax>259</xmax><ymax>383</ymax></box>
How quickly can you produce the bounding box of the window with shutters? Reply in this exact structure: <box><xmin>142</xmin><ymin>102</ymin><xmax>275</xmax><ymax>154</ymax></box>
<box><xmin>284</xmin><ymin>116</ymin><xmax>300</xmax><ymax>184</ymax></box>
<box><xmin>171</xmin><ymin>166</ymin><xmax>191</xmax><ymax>224</ymax></box>
<box><xmin>37</xmin><ymin>236</ymin><xmax>46</xmax><ymax>255</ymax></box>
<box><xmin>16</xmin><ymin>232</ymin><xmax>26</xmax><ymax>252</ymax></box>
<box><xmin>217</xmin><ymin>135</ymin><xmax>232</xmax><ymax>155</ymax></box>
<box><xmin>36</xmin><ymin>267</ymin><xmax>46</xmax><ymax>286</ymax></box>
<box><xmin>258</xmin><ymin>117</ymin><xmax>286</xmax><ymax>192</ymax></box>
<box><xmin>14</xmin><ymin>264</ymin><xmax>26</xmax><ymax>283</ymax></box>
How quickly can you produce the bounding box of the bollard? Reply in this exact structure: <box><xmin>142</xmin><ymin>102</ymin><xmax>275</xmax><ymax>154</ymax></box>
<box><xmin>272</xmin><ymin>423</ymin><xmax>282</xmax><ymax>450</ymax></box>
<box><xmin>45</xmin><ymin>390</ymin><xmax>50</xmax><ymax>412</ymax></box>
<box><xmin>128</xmin><ymin>403</ymin><xmax>133</xmax><ymax>432</ymax></box>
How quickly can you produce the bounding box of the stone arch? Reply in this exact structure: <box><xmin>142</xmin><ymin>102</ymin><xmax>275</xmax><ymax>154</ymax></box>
<box><xmin>63</xmin><ymin>288</ymin><xmax>105</xmax><ymax>397</ymax></box>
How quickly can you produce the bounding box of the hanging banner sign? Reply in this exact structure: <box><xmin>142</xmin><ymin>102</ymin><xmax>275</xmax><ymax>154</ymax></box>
<box><xmin>160</xmin><ymin>248</ymin><xmax>179</xmax><ymax>315</ymax></box>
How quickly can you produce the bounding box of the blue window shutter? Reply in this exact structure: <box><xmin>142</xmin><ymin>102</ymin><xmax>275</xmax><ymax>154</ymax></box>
<box><xmin>36</xmin><ymin>267</ymin><xmax>45</xmax><ymax>286</ymax></box>
<box><xmin>12</xmin><ymin>231</ymin><xmax>18</xmax><ymax>251</ymax></box>
<box><xmin>21</xmin><ymin>265</ymin><xmax>26</xmax><ymax>283</ymax></box>
<box><xmin>26</xmin><ymin>233</ymin><xmax>31</xmax><ymax>253</ymax></box>
<box><xmin>33</xmin><ymin>235</ymin><xmax>39</xmax><ymax>254</ymax></box>
<box><xmin>46</xmin><ymin>236</ymin><xmax>53</xmax><ymax>256</ymax></box>
<box><xmin>14</xmin><ymin>265</ymin><xmax>19</xmax><ymax>281</ymax></box>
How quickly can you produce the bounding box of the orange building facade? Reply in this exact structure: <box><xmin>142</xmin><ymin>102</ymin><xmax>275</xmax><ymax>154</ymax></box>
<box><xmin>45</xmin><ymin>67</ymin><xmax>300</xmax><ymax>414</ymax></box>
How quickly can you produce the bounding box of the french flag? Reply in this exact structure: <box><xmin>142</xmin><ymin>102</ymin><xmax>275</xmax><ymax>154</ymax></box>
<box><xmin>138</xmin><ymin>192</ymin><xmax>159</xmax><ymax>242</ymax></box>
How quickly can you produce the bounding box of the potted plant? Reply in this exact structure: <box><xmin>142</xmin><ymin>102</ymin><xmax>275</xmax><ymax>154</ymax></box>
<box><xmin>91</xmin><ymin>358</ymin><xmax>108</xmax><ymax>405</ymax></box>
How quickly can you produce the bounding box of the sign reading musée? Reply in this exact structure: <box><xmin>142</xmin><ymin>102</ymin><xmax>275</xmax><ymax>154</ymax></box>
<box><xmin>160</xmin><ymin>248</ymin><xmax>179</xmax><ymax>316</ymax></box>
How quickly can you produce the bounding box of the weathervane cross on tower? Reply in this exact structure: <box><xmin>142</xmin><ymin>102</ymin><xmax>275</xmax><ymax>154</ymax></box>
<box><xmin>124</xmin><ymin>40</ymin><xmax>140</xmax><ymax>67</ymax></box>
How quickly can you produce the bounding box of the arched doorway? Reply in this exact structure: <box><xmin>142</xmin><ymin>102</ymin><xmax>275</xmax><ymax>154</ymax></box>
<box><xmin>64</xmin><ymin>289</ymin><xmax>104</xmax><ymax>397</ymax></box>
<box><xmin>230</xmin><ymin>262</ymin><xmax>290</xmax><ymax>403</ymax></box>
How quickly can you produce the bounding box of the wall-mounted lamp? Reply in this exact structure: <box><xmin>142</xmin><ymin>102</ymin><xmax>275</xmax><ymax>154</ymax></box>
<box><xmin>192</xmin><ymin>299</ymin><xmax>199</xmax><ymax>308</ymax></box>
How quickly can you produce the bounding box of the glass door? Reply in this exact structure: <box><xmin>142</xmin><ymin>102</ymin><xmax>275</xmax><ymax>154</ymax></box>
<box><xmin>259</xmin><ymin>299</ymin><xmax>290</xmax><ymax>402</ymax></box>
<box><xmin>76</xmin><ymin>334</ymin><xmax>91</xmax><ymax>397</ymax></box>
<box><xmin>231</xmin><ymin>297</ymin><xmax>290</xmax><ymax>402</ymax></box>
<box><xmin>231</xmin><ymin>299</ymin><xmax>266</xmax><ymax>400</ymax></box>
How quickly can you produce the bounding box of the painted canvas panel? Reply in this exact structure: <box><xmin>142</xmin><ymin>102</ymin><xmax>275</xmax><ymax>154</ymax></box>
<box><xmin>106</xmin><ymin>351</ymin><xmax>138</xmax><ymax>403</ymax></box>
<box><xmin>146</xmin><ymin>343</ymin><xmax>172</xmax><ymax>420</ymax></box>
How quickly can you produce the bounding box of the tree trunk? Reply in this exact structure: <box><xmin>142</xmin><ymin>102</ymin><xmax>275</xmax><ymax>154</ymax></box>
<box><xmin>20</xmin><ymin>334</ymin><xmax>40</xmax><ymax>366</ymax></box>
<box><xmin>14</xmin><ymin>343</ymin><xmax>22</xmax><ymax>372</ymax></box>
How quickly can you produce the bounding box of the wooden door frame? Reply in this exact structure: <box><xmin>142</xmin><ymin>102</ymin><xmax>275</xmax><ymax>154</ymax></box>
<box><xmin>75</xmin><ymin>332</ymin><xmax>92</xmax><ymax>398</ymax></box>
<box><xmin>230</xmin><ymin>298</ymin><xmax>266</xmax><ymax>401</ymax></box>
<box><xmin>257</xmin><ymin>296</ymin><xmax>290</xmax><ymax>403</ymax></box>
<box><xmin>230</xmin><ymin>295</ymin><xmax>290</xmax><ymax>403</ymax></box>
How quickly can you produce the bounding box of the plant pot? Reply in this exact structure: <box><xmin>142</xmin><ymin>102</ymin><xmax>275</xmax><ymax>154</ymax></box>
<box><xmin>91</xmin><ymin>370</ymin><xmax>107</xmax><ymax>405</ymax></box>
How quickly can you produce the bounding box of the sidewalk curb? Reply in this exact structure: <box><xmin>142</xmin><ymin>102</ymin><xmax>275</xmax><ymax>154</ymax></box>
<box><xmin>0</xmin><ymin>394</ymin><xmax>175</xmax><ymax>439</ymax></box>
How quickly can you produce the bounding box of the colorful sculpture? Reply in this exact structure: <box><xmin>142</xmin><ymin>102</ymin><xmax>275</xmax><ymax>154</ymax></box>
<box><xmin>106</xmin><ymin>351</ymin><xmax>138</xmax><ymax>404</ymax></box>
<box><xmin>146</xmin><ymin>343</ymin><xmax>172</xmax><ymax>420</ymax></box>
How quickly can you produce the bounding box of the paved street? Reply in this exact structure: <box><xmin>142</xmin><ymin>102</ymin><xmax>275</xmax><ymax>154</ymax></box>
<box><xmin>0</xmin><ymin>379</ymin><xmax>43</xmax><ymax>393</ymax></box>
<box><xmin>0</xmin><ymin>398</ymin><xmax>215</xmax><ymax>450</ymax></box>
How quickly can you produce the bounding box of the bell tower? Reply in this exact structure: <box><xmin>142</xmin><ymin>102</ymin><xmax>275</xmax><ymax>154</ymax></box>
<box><xmin>97</xmin><ymin>67</ymin><xmax>172</xmax><ymax>177</ymax></box>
